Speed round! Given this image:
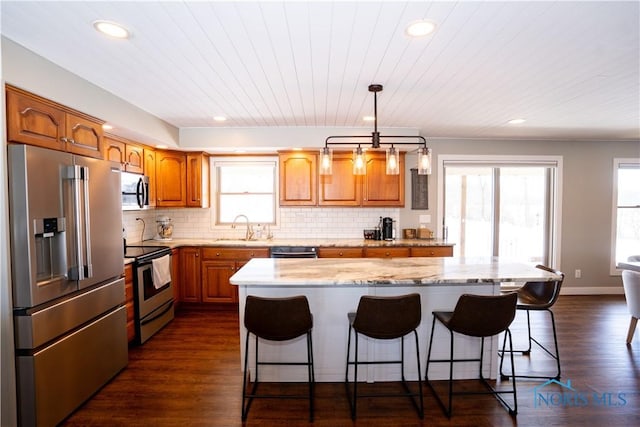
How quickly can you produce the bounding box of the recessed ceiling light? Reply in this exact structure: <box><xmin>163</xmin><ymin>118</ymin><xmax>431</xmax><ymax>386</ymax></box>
<box><xmin>93</xmin><ymin>20</ymin><xmax>130</xmax><ymax>39</ymax></box>
<box><xmin>156</xmin><ymin>144</ymin><xmax>168</xmax><ymax>149</ymax></box>
<box><xmin>507</xmin><ymin>118</ymin><xmax>527</xmax><ymax>125</ymax></box>
<box><xmin>213</xmin><ymin>116</ymin><xmax>227</xmax><ymax>122</ymax></box>
<box><xmin>363</xmin><ymin>116</ymin><xmax>375</xmax><ymax>122</ymax></box>
<box><xmin>405</xmin><ymin>20</ymin><xmax>437</xmax><ymax>38</ymax></box>
<box><xmin>102</xmin><ymin>124</ymin><xmax>113</xmax><ymax>130</ymax></box>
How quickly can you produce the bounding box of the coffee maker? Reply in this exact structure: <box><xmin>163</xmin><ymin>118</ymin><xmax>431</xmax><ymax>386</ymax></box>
<box><xmin>382</xmin><ymin>217</ymin><xmax>394</xmax><ymax>240</ymax></box>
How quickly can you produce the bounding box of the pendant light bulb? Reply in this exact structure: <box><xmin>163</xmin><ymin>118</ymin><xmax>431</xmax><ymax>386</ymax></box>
<box><xmin>320</xmin><ymin>147</ymin><xmax>333</xmax><ymax>175</ymax></box>
<box><xmin>386</xmin><ymin>146</ymin><xmax>399</xmax><ymax>175</ymax></box>
<box><xmin>353</xmin><ymin>147</ymin><xmax>366</xmax><ymax>175</ymax></box>
<box><xmin>418</xmin><ymin>147</ymin><xmax>432</xmax><ymax>175</ymax></box>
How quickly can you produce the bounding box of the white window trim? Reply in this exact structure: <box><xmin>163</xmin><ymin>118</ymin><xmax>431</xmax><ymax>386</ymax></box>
<box><xmin>610</xmin><ymin>158</ymin><xmax>640</xmax><ymax>275</ymax></box>
<box><xmin>436</xmin><ymin>154</ymin><xmax>563</xmax><ymax>268</ymax></box>
<box><xmin>209</xmin><ymin>156</ymin><xmax>280</xmax><ymax>230</ymax></box>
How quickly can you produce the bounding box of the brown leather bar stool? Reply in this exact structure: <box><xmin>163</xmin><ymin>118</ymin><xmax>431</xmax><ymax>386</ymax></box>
<box><xmin>500</xmin><ymin>264</ymin><xmax>564</xmax><ymax>380</ymax></box>
<box><xmin>425</xmin><ymin>293</ymin><xmax>518</xmax><ymax>418</ymax></box>
<box><xmin>345</xmin><ymin>293</ymin><xmax>424</xmax><ymax>420</ymax></box>
<box><xmin>242</xmin><ymin>295</ymin><xmax>315</xmax><ymax>422</ymax></box>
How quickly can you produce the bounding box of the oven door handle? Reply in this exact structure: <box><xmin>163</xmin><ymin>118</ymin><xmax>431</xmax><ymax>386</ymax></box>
<box><xmin>141</xmin><ymin>300</ymin><xmax>174</xmax><ymax>326</ymax></box>
<box><xmin>271</xmin><ymin>252</ymin><xmax>318</xmax><ymax>258</ymax></box>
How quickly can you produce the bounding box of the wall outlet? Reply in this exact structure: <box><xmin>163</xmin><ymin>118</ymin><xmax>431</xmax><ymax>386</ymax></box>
<box><xmin>575</xmin><ymin>269</ymin><xmax>582</xmax><ymax>279</ymax></box>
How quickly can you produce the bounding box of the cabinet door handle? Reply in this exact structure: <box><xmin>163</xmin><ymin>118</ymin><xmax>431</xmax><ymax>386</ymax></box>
<box><xmin>61</xmin><ymin>137</ymin><xmax>68</xmax><ymax>143</ymax></box>
<box><xmin>216</xmin><ymin>253</ymin><xmax>221</xmax><ymax>257</ymax></box>
<box><xmin>339</xmin><ymin>252</ymin><xmax>344</xmax><ymax>256</ymax></box>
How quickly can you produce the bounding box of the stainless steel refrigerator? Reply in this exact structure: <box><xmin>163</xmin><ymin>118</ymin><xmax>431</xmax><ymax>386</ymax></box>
<box><xmin>8</xmin><ymin>144</ymin><xmax>128</xmax><ymax>427</ymax></box>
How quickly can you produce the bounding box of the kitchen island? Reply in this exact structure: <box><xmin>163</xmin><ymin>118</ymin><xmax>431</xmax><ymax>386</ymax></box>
<box><xmin>230</xmin><ymin>257</ymin><xmax>561</xmax><ymax>382</ymax></box>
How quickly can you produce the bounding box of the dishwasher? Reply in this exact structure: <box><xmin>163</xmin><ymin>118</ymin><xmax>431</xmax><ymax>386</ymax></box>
<box><xmin>270</xmin><ymin>246</ymin><xmax>318</xmax><ymax>258</ymax></box>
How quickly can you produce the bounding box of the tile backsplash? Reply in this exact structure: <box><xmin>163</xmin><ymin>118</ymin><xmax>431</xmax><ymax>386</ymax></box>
<box><xmin>123</xmin><ymin>207</ymin><xmax>399</xmax><ymax>243</ymax></box>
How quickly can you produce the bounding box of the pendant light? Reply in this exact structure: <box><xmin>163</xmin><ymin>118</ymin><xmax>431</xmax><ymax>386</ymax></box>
<box><xmin>386</xmin><ymin>146</ymin><xmax>399</xmax><ymax>175</ymax></box>
<box><xmin>322</xmin><ymin>84</ymin><xmax>431</xmax><ymax>175</ymax></box>
<box><xmin>320</xmin><ymin>147</ymin><xmax>333</xmax><ymax>175</ymax></box>
<box><xmin>417</xmin><ymin>146</ymin><xmax>432</xmax><ymax>175</ymax></box>
<box><xmin>353</xmin><ymin>146</ymin><xmax>366</xmax><ymax>175</ymax></box>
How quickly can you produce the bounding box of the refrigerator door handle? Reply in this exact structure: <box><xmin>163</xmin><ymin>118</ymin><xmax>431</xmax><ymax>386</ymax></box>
<box><xmin>66</xmin><ymin>165</ymin><xmax>85</xmax><ymax>281</ymax></box>
<box><xmin>81</xmin><ymin>166</ymin><xmax>93</xmax><ymax>278</ymax></box>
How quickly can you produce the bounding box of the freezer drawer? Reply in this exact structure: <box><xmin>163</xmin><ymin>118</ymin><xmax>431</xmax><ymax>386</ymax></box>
<box><xmin>16</xmin><ymin>305</ymin><xmax>128</xmax><ymax>427</ymax></box>
<box><xmin>14</xmin><ymin>278</ymin><xmax>125</xmax><ymax>349</ymax></box>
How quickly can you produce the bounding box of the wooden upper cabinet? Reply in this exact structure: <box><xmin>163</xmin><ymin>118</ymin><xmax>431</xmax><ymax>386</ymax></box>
<box><xmin>144</xmin><ymin>148</ymin><xmax>157</xmax><ymax>208</ymax></box>
<box><xmin>318</xmin><ymin>151</ymin><xmax>404</xmax><ymax>207</ymax></box>
<box><xmin>105</xmin><ymin>134</ymin><xmax>145</xmax><ymax>174</ymax></box>
<box><xmin>362</xmin><ymin>151</ymin><xmax>405</xmax><ymax>206</ymax></box>
<box><xmin>318</xmin><ymin>151</ymin><xmax>361</xmax><ymax>206</ymax></box>
<box><xmin>105</xmin><ymin>135</ymin><xmax>126</xmax><ymax>164</ymax></box>
<box><xmin>125</xmin><ymin>144</ymin><xmax>144</xmax><ymax>174</ymax></box>
<box><xmin>64</xmin><ymin>113</ymin><xmax>103</xmax><ymax>159</ymax></box>
<box><xmin>186</xmin><ymin>152</ymin><xmax>210</xmax><ymax>208</ymax></box>
<box><xmin>279</xmin><ymin>151</ymin><xmax>318</xmax><ymax>206</ymax></box>
<box><xmin>6</xmin><ymin>87</ymin><xmax>66</xmax><ymax>151</ymax></box>
<box><xmin>156</xmin><ymin>150</ymin><xmax>187</xmax><ymax>207</ymax></box>
<box><xmin>6</xmin><ymin>85</ymin><xmax>104</xmax><ymax>159</ymax></box>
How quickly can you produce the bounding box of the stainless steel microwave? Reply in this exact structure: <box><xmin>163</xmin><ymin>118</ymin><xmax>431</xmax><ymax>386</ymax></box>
<box><xmin>121</xmin><ymin>171</ymin><xmax>150</xmax><ymax>210</ymax></box>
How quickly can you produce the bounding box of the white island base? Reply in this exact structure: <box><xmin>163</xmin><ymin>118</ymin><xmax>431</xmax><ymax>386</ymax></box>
<box><xmin>232</xmin><ymin>257</ymin><xmax>561</xmax><ymax>383</ymax></box>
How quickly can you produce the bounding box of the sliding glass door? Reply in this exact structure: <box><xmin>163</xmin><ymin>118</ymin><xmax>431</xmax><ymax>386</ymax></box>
<box><xmin>442</xmin><ymin>158</ymin><xmax>559</xmax><ymax>265</ymax></box>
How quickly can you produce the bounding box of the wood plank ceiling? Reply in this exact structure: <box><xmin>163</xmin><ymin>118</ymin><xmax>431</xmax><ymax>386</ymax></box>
<box><xmin>1</xmin><ymin>1</ymin><xmax>638</xmax><ymax>141</ymax></box>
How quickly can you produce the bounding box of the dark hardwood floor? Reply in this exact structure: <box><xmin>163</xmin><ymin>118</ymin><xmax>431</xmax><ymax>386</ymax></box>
<box><xmin>63</xmin><ymin>296</ymin><xmax>639</xmax><ymax>426</ymax></box>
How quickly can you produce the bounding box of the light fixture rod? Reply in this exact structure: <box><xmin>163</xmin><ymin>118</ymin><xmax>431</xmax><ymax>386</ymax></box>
<box><xmin>325</xmin><ymin>135</ymin><xmax>427</xmax><ymax>146</ymax></box>
<box><xmin>369</xmin><ymin>84</ymin><xmax>383</xmax><ymax>148</ymax></box>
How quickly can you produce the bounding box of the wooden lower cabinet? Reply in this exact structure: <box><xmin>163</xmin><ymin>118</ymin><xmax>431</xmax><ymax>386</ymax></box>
<box><xmin>124</xmin><ymin>264</ymin><xmax>135</xmax><ymax>343</ymax></box>
<box><xmin>201</xmin><ymin>260</ymin><xmax>236</xmax><ymax>303</ymax></box>
<box><xmin>201</xmin><ymin>247</ymin><xmax>269</xmax><ymax>303</ymax></box>
<box><xmin>410</xmin><ymin>246</ymin><xmax>453</xmax><ymax>257</ymax></box>
<box><xmin>178</xmin><ymin>246</ymin><xmax>269</xmax><ymax>305</ymax></box>
<box><xmin>176</xmin><ymin>245</ymin><xmax>451</xmax><ymax>305</ymax></box>
<box><xmin>171</xmin><ymin>249</ymin><xmax>180</xmax><ymax>308</ymax></box>
<box><xmin>364</xmin><ymin>247</ymin><xmax>411</xmax><ymax>258</ymax></box>
<box><xmin>317</xmin><ymin>247</ymin><xmax>363</xmax><ymax>258</ymax></box>
<box><xmin>179</xmin><ymin>247</ymin><xmax>201</xmax><ymax>303</ymax></box>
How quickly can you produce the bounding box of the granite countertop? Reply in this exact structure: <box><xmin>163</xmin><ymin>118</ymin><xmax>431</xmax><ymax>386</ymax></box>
<box><xmin>229</xmin><ymin>257</ymin><xmax>561</xmax><ymax>286</ymax></box>
<box><xmin>127</xmin><ymin>237</ymin><xmax>454</xmax><ymax>249</ymax></box>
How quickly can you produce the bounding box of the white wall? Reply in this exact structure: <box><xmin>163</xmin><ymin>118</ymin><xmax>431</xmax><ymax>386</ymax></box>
<box><xmin>0</xmin><ymin>33</ymin><xmax>18</xmax><ymax>427</ymax></box>
<box><xmin>1</xmin><ymin>37</ymin><xmax>179</xmax><ymax>148</ymax></box>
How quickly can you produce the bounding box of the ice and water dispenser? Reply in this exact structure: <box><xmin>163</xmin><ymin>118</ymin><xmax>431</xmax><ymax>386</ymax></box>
<box><xmin>34</xmin><ymin>217</ymin><xmax>68</xmax><ymax>284</ymax></box>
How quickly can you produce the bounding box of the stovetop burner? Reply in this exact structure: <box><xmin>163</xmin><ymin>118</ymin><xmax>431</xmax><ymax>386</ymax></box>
<box><xmin>124</xmin><ymin>245</ymin><xmax>171</xmax><ymax>261</ymax></box>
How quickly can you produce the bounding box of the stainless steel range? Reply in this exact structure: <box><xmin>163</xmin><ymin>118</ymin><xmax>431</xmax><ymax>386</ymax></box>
<box><xmin>124</xmin><ymin>246</ymin><xmax>174</xmax><ymax>344</ymax></box>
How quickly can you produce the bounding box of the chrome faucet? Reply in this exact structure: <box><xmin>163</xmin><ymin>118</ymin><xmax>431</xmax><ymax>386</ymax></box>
<box><xmin>231</xmin><ymin>214</ymin><xmax>254</xmax><ymax>241</ymax></box>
